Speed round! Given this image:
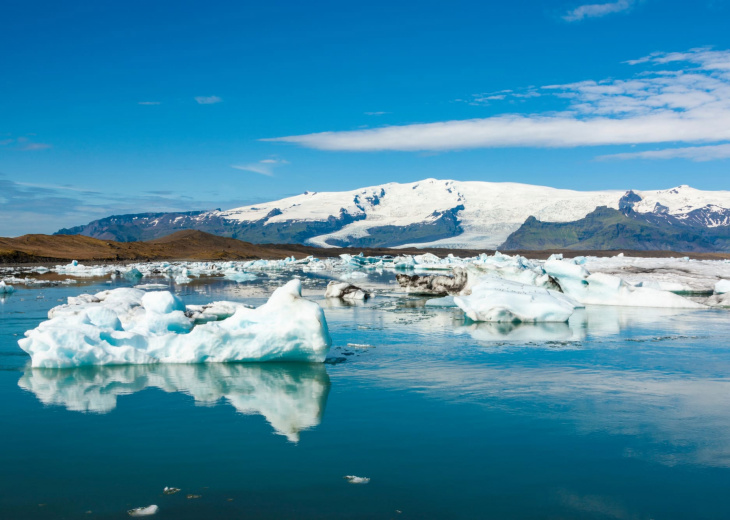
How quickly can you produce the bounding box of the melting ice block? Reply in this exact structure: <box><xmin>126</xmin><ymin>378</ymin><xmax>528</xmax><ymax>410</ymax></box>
<box><xmin>19</xmin><ymin>280</ymin><xmax>331</xmax><ymax>368</ymax></box>
<box><xmin>0</xmin><ymin>281</ymin><xmax>14</xmax><ymax>294</ymax></box>
<box><xmin>544</xmin><ymin>260</ymin><xmax>704</xmax><ymax>309</ymax></box>
<box><xmin>453</xmin><ymin>277</ymin><xmax>579</xmax><ymax>323</ymax></box>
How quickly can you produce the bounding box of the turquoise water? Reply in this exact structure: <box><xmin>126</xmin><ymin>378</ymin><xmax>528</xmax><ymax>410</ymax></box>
<box><xmin>2</xmin><ymin>273</ymin><xmax>730</xmax><ymax>519</ymax></box>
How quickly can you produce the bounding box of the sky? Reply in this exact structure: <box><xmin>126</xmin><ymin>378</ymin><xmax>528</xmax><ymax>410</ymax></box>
<box><xmin>2</xmin><ymin>0</ymin><xmax>730</xmax><ymax>236</ymax></box>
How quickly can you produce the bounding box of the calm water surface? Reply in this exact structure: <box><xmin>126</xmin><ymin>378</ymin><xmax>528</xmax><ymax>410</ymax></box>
<box><xmin>1</xmin><ymin>272</ymin><xmax>730</xmax><ymax>519</ymax></box>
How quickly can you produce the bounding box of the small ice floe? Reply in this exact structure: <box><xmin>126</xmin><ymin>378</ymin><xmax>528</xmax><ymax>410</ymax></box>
<box><xmin>344</xmin><ymin>475</ymin><xmax>370</xmax><ymax>484</ymax></box>
<box><xmin>18</xmin><ymin>279</ymin><xmax>332</xmax><ymax>368</ymax></box>
<box><xmin>135</xmin><ymin>284</ymin><xmax>169</xmax><ymax>290</ymax></box>
<box><xmin>128</xmin><ymin>504</ymin><xmax>158</xmax><ymax>516</ymax></box>
<box><xmin>123</xmin><ymin>268</ymin><xmax>143</xmax><ymax>280</ymax></box>
<box><xmin>0</xmin><ymin>281</ymin><xmax>14</xmax><ymax>294</ymax></box>
<box><xmin>186</xmin><ymin>494</ymin><xmax>201</xmax><ymax>499</ymax></box>
<box><xmin>347</xmin><ymin>343</ymin><xmax>375</xmax><ymax>349</ymax></box>
<box><xmin>163</xmin><ymin>487</ymin><xmax>180</xmax><ymax>495</ymax></box>
<box><xmin>325</xmin><ymin>281</ymin><xmax>370</xmax><ymax>300</ymax></box>
<box><xmin>716</xmin><ymin>279</ymin><xmax>730</xmax><ymax>294</ymax></box>
<box><xmin>454</xmin><ymin>277</ymin><xmax>579</xmax><ymax>323</ymax></box>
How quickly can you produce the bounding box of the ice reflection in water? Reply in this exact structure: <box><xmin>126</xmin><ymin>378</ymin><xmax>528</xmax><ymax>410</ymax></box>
<box><xmin>19</xmin><ymin>363</ymin><xmax>330</xmax><ymax>442</ymax></box>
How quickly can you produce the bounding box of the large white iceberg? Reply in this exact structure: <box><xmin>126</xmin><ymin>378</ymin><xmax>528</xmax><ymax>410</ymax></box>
<box><xmin>19</xmin><ymin>280</ymin><xmax>331</xmax><ymax>368</ymax></box>
<box><xmin>544</xmin><ymin>259</ymin><xmax>704</xmax><ymax>309</ymax></box>
<box><xmin>453</xmin><ymin>277</ymin><xmax>579</xmax><ymax>323</ymax></box>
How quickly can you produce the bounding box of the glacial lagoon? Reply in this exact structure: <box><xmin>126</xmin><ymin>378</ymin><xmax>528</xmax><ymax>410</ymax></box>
<box><xmin>2</xmin><ymin>268</ymin><xmax>730</xmax><ymax>519</ymax></box>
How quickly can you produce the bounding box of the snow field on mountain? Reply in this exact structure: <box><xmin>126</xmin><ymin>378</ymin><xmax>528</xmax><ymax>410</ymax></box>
<box><xmin>210</xmin><ymin>179</ymin><xmax>730</xmax><ymax>249</ymax></box>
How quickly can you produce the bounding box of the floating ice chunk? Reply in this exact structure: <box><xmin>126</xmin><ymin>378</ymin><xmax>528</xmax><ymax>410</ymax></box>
<box><xmin>344</xmin><ymin>475</ymin><xmax>370</xmax><ymax>484</ymax></box>
<box><xmin>128</xmin><ymin>505</ymin><xmax>158</xmax><ymax>517</ymax></box>
<box><xmin>163</xmin><ymin>487</ymin><xmax>180</xmax><ymax>495</ymax></box>
<box><xmin>123</xmin><ymin>267</ymin><xmax>143</xmax><ymax>280</ymax></box>
<box><xmin>135</xmin><ymin>283</ymin><xmax>169</xmax><ymax>290</ymax></box>
<box><xmin>454</xmin><ymin>277</ymin><xmax>578</xmax><ymax>323</ymax></box>
<box><xmin>19</xmin><ymin>280</ymin><xmax>332</xmax><ymax>368</ymax></box>
<box><xmin>325</xmin><ymin>281</ymin><xmax>370</xmax><ymax>300</ymax></box>
<box><xmin>544</xmin><ymin>260</ymin><xmax>704</xmax><ymax>309</ymax></box>
<box><xmin>224</xmin><ymin>271</ymin><xmax>258</xmax><ymax>283</ymax></box>
<box><xmin>0</xmin><ymin>281</ymin><xmax>14</xmax><ymax>294</ymax></box>
<box><xmin>716</xmin><ymin>280</ymin><xmax>730</xmax><ymax>294</ymax></box>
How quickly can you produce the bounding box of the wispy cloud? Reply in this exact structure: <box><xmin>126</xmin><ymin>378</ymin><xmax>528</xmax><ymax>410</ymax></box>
<box><xmin>19</xmin><ymin>142</ymin><xmax>52</xmax><ymax>151</ymax></box>
<box><xmin>265</xmin><ymin>47</ymin><xmax>730</xmax><ymax>155</ymax></box>
<box><xmin>231</xmin><ymin>158</ymin><xmax>289</xmax><ymax>176</ymax></box>
<box><xmin>138</xmin><ymin>101</ymin><xmax>161</xmax><ymax>105</ymax></box>
<box><xmin>195</xmin><ymin>95</ymin><xmax>223</xmax><ymax>105</ymax></box>
<box><xmin>1</xmin><ymin>135</ymin><xmax>52</xmax><ymax>151</ymax></box>
<box><xmin>563</xmin><ymin>0</ymin><xmax>634</xmax><ymax>22</ymax></box>
<box><xmin>600</xmin><ymin>143</ymin><xmax>730</xmax><ymax>161</ymax></box>
<box><xmin>364</xmin><ymin>111</ymin><xmax>390</xmax><ymax>116</ymax></box>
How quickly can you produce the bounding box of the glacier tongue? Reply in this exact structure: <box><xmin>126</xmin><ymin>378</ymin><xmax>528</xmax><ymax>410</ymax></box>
<box><xmin>18</xmin><ymin>280</ymin><xmax>332</xmax><ymax>368</ymax></box>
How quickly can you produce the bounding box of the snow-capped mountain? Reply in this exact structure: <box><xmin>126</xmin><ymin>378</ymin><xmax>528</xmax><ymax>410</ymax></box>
<box><xmin>56</xmin><ymin>179</ymin><xmax>730</xmax><ymax>250</ymax></box>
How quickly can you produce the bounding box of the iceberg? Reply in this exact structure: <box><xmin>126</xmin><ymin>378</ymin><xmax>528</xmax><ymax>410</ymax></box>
<box><xmin>18</xmin><ymin>280</ymin><xmax>331</xmax><ymax>368</ymax></box>
<box><xmin>0</xmin><ymin>280</ymin><xmax>14</xmax><ymax>294</ymax></box>
<box><xmin>544</xmin><ymin>259</ymin><xmax>705</xmax><ymax>309</ymax></box>
<box><xmin>18</xmin><ymin>363</ymin><xmax>331</xmax><ymax>442</ymax></box>
<box><xmin>453</xmin><ymin>277</ymin><xmax>578</xmax><ymax>323</ymax></box>
<box><xmin>325</xmin><ymin>281</ymin><xmax>370</xmax><ymax>300</ymax></box>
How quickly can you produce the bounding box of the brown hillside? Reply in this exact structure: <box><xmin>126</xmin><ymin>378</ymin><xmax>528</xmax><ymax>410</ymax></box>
<box><xmin>1</xmin><ymin>230</ymin><xmax>729</xmax><ymax>264</ymax></box>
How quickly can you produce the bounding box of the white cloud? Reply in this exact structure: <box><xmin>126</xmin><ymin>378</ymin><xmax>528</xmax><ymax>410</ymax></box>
<box><xmin>265</xmin><ymin>48</ymin><xmax>730</xmax><ymax>155</ymax></box>
<box><xmin>364</xmin><ymin>111</ymin><xmax>389</xmax><ymax>116</ymax></box>
<box><xmin>1</xmin><ymin>136</ymin><xmax>52</xmax><ymax>151</ymax></box>
<box><xmin>19</xmin><ymin>142</ymin><xmax>52</xmax><ymax>151</ymax></box>
<box><xmin>231</xmin><ymin>158</ymin><xmax>289</xmax><ymax>176</ymax></box>
<box><xmin>138</xmin><ymin>101</ymin><xmax>161</xmax><ymax>105</ymax></box>
<box><xmin>563</xmin><ymin>0</ymin><xmax>634</xmax><ymax>22</ymax></box>
<box><xmin>600</xmin><ymin>143</ymin><xmax>730</xmax><ymax>161</ymax></box>
<box><xmin>195</xmin><ymin>95</ymin><xmax>223</xmax><ymax>105</ymax></box>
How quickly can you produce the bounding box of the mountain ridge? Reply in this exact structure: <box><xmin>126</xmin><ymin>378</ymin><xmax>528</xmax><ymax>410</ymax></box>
<box><xmin>54</xmin><ymin>179</ymin><xmax>730</xmax><ymax>251</ymax></box>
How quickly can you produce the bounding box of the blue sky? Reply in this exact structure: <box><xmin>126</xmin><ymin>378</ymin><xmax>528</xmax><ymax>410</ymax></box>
<box><xmin>2</xmin><ymin>0</ymin><xmax>730</xmax><ymax>235</ymax></box>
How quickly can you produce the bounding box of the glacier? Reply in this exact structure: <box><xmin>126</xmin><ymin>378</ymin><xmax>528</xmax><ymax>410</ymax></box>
<box><xmin>18</xmin><ymin>280</ymin><xmax>331</xmax><ymax>368</ymax></box>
